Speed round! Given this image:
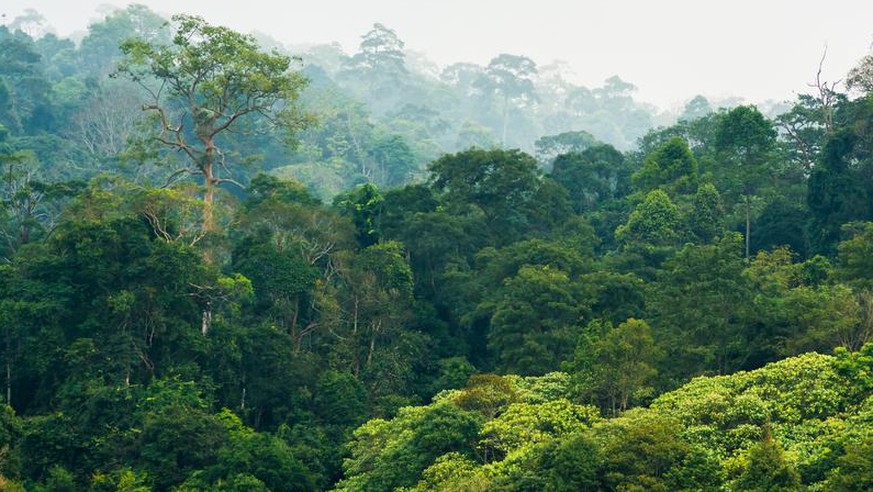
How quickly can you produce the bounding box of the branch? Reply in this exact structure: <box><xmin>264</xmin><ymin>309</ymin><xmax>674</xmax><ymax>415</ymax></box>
<box><xmin>214</xmin><ymin>177</ymin><xmax>246</xmax><ymax>189</ymax></box>
<box><xmin>161</xmin><ymin>167</ymin><xmax>199</xmax><ymax>188</ymax></box>
<box><xmin>209</xmin><ymin>106</ymin><xmax>259</xmax><ymax>138</ymax></box>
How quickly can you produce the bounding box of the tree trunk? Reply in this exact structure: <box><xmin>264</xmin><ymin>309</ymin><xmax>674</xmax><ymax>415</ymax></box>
<box><xmin>201</xmin><ymin>302</ymin><xmax>213</xmax><ymax>336</ymax></box>
<box><xmin>201</xmin><ymin>137</ymin><xmax>217</xmax><ymax>234</ymax></box>
<box><xmin>5</xmin><ymin>327</ymin><xmax>10</xmax><ymax>406</ymax></box>
<box><xmin>501</xmin><ymin>94</ymin><xmax>509</xmax><ymax>147</ymax></box>
<box><xmin>744</xmin><ymin>193</ymin><xmax>751</xmax><ymax>261</ymax></box>
<box><xmin>5</xmin><ymin>358</ymin><xmax>10</xmax><ymax>406</ymax></box>
<box><xmin>202</xmin><ymin>163</ymin><xmax>216</xmax><ymax>234</ymax></box>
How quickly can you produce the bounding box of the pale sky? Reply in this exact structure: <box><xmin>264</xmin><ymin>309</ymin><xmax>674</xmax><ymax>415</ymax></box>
<box><xmin>4</xmin><ymin>0</ymin><xmax>872</xmax><ymax>110</ymax></box>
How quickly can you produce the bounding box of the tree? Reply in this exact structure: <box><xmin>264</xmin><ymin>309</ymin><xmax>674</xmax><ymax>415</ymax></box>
<box><xmin>829</xmin><ymin>438</ymin><xmax>873</xmax><ymax>492</ymax></box>
<box><xmin>369</xmin><ymin>134</ymin><xmax>416</xmax><ymax>187</ymax></box>
<box><xmin>488</xmin><ymin>265</ymin><xmax>589</xmax><ymax>375</ymax></box>
<box><xmin>733</xmin><ymin>431</ymin><xmax>801</xmax><ymax>492</ymax></box>
<box><xmin>534</xmin><ymin>130</ymin><xmax>598</xmax><ymax>166</ymax></box>
<box><xmin>596</xmin><ymin>412</ymin><xmax>718</xmax><ymax>492</ymax></box>
<box><xmin>651</xmin><ymin>233</ymin><xmax>753</xmax><ymax>377</ymax></box>
<box><xmin>0</xmin><ymin>28</ymin><xmax>53</xmax><ymax>135</ymax></box>
<box><xmin>540</xmin><ymin>433</ymin><xmax>603</xmax><ymax>492</ymax></box>
<box><xmin>115</xmin><ymin>14</ymin><xmax>311</xmax><ymax>232</ymax></box>
<box><xmin>346</xmin><ymin>23</ymin><xmax>406</xmax><ymax>74</ymax></box>
<box><xmin>680</xmin><ymin>95</ymin><xmax>712</xmax><ymax>122</ymax></box>
<box><xmin>688</xmin><ymin>183</ymin><xmax>725</xmax><ymax>244</ymax></box>
<box><xmin>714</xmin><ymin>105</ymin><xmax>776</xmax><ymax>260</ymax></box>
<box><xmin>592</xmin><ymin>319</ymin><xmax>661</xmax><ymax>415</ymax></box>
<box><xmin>339</xmin><ymin>23</ymin><xmax>411</xmax><ymax>116</ymax></box>
<box><xmin>336</xmin><ymin>183</ymin><xmax>384</xmax><ymax>248</ymax></box>
<box><xmin>615</xmin><ymin>189</ymin><xmax>681</xmax><ymax>248</ymax></box>
<box><xmin>807</xmin><ymin>103</ymin><xmax>873</xmax><ymax>254</ymax></box>
<box><xmin>334</xmin><ymin>402</ymin><xmax>483</xmax><ymax>492</ymax></box>
<box><xmin>847</xmin><ymin>50</ymin><xmax>873</xmax><ymax>95</ymax></box>
<box><xmin>429</xmin><ymin>148</ymin><xmax>543</xmax><ymax>246</ymax></box>
<box><xmin>632</xmin><ymin>136</ymin><xmax>699</xmax><ymax>196</ymax></box>
<box><xmin>78</xmin><ymin>4</ymin><xmax>169</xmax><ymax>76</ymax></box>
<box><xmin>475</xmin><ymin>54</ymin><xmax>537</xmax><ymax>146</ymax></box>
<box><xmin>550</xmin><ymin>143</ymin><xmax>632</xmax><ymax>214</ymax></box>
<box><xmin>66</xmin><ymin>80</ymin><xmax>146</xmax><ymax>175</ymax></box>
<box><xmin>836</xmin><ymin>222</ymin><xmax>873</xmax><ymax>291</ymax></box>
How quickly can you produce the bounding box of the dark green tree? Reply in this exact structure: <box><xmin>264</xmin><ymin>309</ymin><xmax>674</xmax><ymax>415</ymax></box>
<box><xmin>651</xmin><ymin>233</ymin><xmax>754</xmax><ymax>378</ymax></box>
<box><xmin>550</xmin><ymin>143</ymin><xmax>632</xmax><ymax>214</ymax></box>
<box><xmin>714</xmin><ymin>105</ymin><xmax>777</xmax><ymax>259</ymax></box>
<box><xmin>429</xmin><ymin>148</ymin><xmax>544</xmax><ymax>246</ymax></box>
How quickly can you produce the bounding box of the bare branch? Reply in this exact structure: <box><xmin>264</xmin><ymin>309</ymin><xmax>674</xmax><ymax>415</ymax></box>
<box><xmin>214</xmin><ymin>177</ymin><xmax>246</xmax><ymax>189</ymax></box>
<box><xmin>161</xmin><ymin>167</ymin><xmax>198</xmax><ymax>188</ymax></box>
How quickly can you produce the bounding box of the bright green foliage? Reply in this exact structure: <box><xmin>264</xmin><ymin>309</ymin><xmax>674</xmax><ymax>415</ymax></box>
<box><xmin>90</xmin><ymin>468</ymin><xmax>151</xmax><ymax>492</ymax></box>
<box><xmin>633</xmin><ymin>136</ymin><xmax>699</xmax><ymax>196</ymax></box>
<box><xmin>651</xmin><ymin>351</ymin><xmax>864</xmax><ymax>487</ymax></box>
<box><xmin>732</xmin><ymin>432</ymin><xmax>801</xmax><ymax>492</ymax></box>
<box><xmin>400</xmin><ymin>452</ymin><xmax>484</xmax><ymax>492</ymax></box>
<box><xmin>688</xmin><ymin>183</ymin><xmax>725</xmax><ymax>243</ymax></box>
<box><xmin>828</xmin><ymin>438</ymin><xmax>873</xmax><ymax>491</ymax></box>
<box><xmin>334</xmin><ymin>402</ymin><xmax>484</xmax><ymax>492</ymax></box>
<box><xmin>591</xmin><ymin>319</ymin><xmax>661</xmax><ymax>415</ymax></box>
<box><xmin>295</xmin><ymin>346</ymin><xmax>873</xmax><ymax>490</ymax></box>
<box><xmin>594</xmin><ymin>411</ymin><xmax>720</xmax><ymax>492</ymax></box>
<box><xmin>479</xmin><ymin>399</ymin><xmax>598</xmax><ymax>456</ymax></box>
<box><xmin>616</xmin><ymin>189</ymin><xmax>681</xmax><ymax>247</ymax></box>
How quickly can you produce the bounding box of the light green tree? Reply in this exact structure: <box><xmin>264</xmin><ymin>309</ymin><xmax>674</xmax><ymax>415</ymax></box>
<box><xmin>116</xmin><ymin>14</ymin><xmax>311</xmax><ymax>232</ymax></box>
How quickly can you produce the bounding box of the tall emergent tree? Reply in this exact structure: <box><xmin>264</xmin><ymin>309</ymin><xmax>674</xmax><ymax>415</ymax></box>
<box><xmin>476</xmin><ymin>54</ymin><xmax>537</xmax><ymax>146</ymax></box>
<box><xmin>714</xmin><ymin>105</ymin><xmax>776</xmax><ymax>260</ymax></box>
<box><xmin>115</xmin><ymin>14</ymin><xmax>311</xmax><ymax>232</ymax></box>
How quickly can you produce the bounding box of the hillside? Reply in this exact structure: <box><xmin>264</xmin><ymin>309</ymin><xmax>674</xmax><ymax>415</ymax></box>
<box><xmin>335</xmin><ymin>349</ymin><xmax>873</xmax><ymax>491</ymax></box>
<box><xmin>1</xmin><ymin>4</ymin><xmax>873</xmax><ymax>491</ymax></box>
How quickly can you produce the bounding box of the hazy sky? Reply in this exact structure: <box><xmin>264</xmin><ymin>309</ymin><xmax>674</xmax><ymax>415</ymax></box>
<box><xmin>4</xmin><ymin>0</ymin><xmax>872</xmax><ymax>109</ymax></box>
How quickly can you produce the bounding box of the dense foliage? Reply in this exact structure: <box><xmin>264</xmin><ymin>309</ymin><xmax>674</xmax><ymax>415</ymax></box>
<box><xmin>2</xmin><ymin>4</ymin><xmax>873</xmax><ymax>491</ymax></box>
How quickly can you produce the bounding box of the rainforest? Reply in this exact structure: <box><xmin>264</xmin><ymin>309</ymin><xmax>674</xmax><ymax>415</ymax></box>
<box><xmin>1</xmin><ymin>4</ymin><xmax>873</xmax><ymax>491</ymax></box>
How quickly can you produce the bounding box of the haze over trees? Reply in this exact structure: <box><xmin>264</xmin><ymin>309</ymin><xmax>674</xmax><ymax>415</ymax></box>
<box><xmin>2</xmin><ymin>4</ymin><xmax>873</xmax><ymax>491</ymax></box>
